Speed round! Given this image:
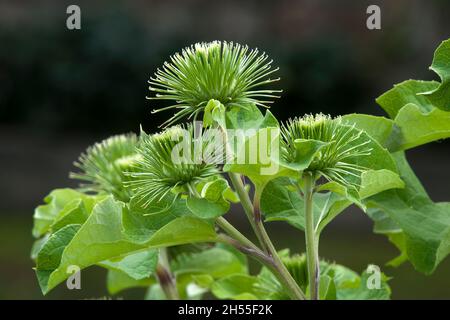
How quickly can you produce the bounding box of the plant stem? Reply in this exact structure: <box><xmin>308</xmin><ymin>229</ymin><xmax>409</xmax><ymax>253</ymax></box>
<box><xmin>303</xmin><ymin>171</ymin><xmax>319</xmax><ymax>300</ymax></box>
<box><xmin>253</xmin><ymin>193</ymin><xmax>307</xmax><ymax>300</ymax></box>
<box><xmin>188</xmin><ymin>180</ymin><xmax>305</xmax><ymax>300</ymax></box>
<box><xmin>216</xmin><ymin>216</ymin><xmax>257</xmax><ymax>250</ymax></box>
<box><xmin>228</xmin><ymin>169</ymin><xmax>266</xmax><ymax>249</ymax></box>
<box><xmin>228</xmin><ymin>176</ymin><xmax>306</xmax><ymax>299</ymax></box>
<box><xmin>218</xmin><ymin>234</ymin><xmax>272</xmax><ymax>266</ymax></box>
<box><xmin>187</xmin><ymin>182</ymin><xmax>257</xmax><ymax>251</ymax></box>
<box><xmin>155</xmin><ymin>248</ymin><xmax>179</xmax><ymax>300</ymax></box>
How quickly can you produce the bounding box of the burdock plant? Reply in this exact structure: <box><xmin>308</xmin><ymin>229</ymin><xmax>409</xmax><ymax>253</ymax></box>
<box><xmin>31</xmin><ymin>39</ymin><xmax>450</xmax><ymax>300</ymax></box>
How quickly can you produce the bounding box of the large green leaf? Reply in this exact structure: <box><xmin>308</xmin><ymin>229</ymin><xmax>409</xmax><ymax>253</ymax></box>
<box><xmin>211</xmin><ymin>274</ymin><xmax>260</xmax><ymax>300</ymax></box>
<box><xmin>122</xmin><ymin>195</ymin><xmax>187</xmax><ymax>243</ymax></box>
<box><xmin>208</xmin><ymin>255</ymin><xmax>390</xmax><ymax>300</ymax></box>
<box><xmin>376</xmin><ymin>80</ymin><xmax>439</xmax><ymax>118</ymax></box>
<box><xmin>342</xmin><ymin>114</ymin><xmax>394</xmax><ymax>146</ymax></box>
<box><xmin>107</xmin><ymin>269</ymin><xmax>155</xmax><ymax>295</ymax></box>
<box><xmin>260</xmin><ymin>170</ymin><xmax>403</xmax><ymax>235</ymax></box>
<box><xmin>35</xmin><ymin>224</ymin><xmax>81</xmax><ymax>290</ymax></box>
<box><xmin>390</xmin><ymin>103</ymin><xmax>450</xmax><ymax>151</ymax></box>
<box><xmin>280</xmin><ymin>139</ymin><xmax>330</xmax><ymax>171</ymax></box>
<box><xmin>172</xmin><ymin>247</ymin><xmax>247</xmax><ymax>278</ymax></box>
<box><xmin>375</xmin><ymin>45</ymin><xmax>450</xmax><ymax>151</ymax></box>
<box><xmin>186</xmin><ymin>178</ymin><xmax>230</xmax><ymax>219</ymax></box>
<box><xmin>32</xmin><ymin>189</ymin><xmax>99</xmax><ymax>238</ymax></box>
<box><xmin>224</xmin><ymin>104</ymin><xmax>287</xmax><ymax>191</ymax></box>
<box><xmin>366</xmin><ymin>152</ymin><xmax>450</xmax><ymax>274</ymax></box>
<box><xmin>224</xmin><ymin>127</ymin><xmax>291</xmax><ymax>190</ymax></box>
<box><xmin>225</xmin><ymin>103</ymin><xmax>278</xmax><ymax>131</ymax></box>
<box><xmin>420</xmin><ymin>39</ymin><xmax>450</xmax><ymax>111</ymax></box>
<box><xmin>35</xmin><ymin>196</ymin><xmax>218</xmax><ymax>294</ymax></box>
<box><xmin>100</xmin><ymin>248</ymin><xmax>158</xmax><ymax>280</ymax></box>
<box><xmin>172</xmin><ymin>245</ymin><xmax>248</xmax><ymax>299</ymax></box>
<box><xmin>336</xmin><ymin>266</ymin><xmax>391</xmax><ymax>300</ymax></box>
<box><xmin>260</xmin><ymin>177</ymin><xmax>347</xmax><ymax>232</ymax></box>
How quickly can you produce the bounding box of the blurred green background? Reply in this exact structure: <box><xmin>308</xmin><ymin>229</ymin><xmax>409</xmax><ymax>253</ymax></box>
<box><xmin>0</xmin><ymin>0</ymin><xmax>449</xmax><ymax>299</ymax></box>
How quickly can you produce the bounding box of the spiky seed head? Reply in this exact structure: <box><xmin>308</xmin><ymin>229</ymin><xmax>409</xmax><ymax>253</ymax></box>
<box><xmin>280</xmin><ymin>114</ymin><xmax>373</xmax><ymax>187</ymax></box>
<box><xmin>70</xmin><ymin>134</ymin><xmax>140</xmax><ymax>202</ymax></box>
<box><xmin>148</xmin><ymin>41</ymin><xmax>281</xmax><ymax>127</ymax></box>
<box><xmin>126</xmin><ymin>124</ymin><xmax>220</xmax><ymax>207</ymax></box>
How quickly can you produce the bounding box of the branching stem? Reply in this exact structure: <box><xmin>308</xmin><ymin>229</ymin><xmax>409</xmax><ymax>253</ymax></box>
<box><xmin>155</xmin><ymin>248</ymin><xmax>179</xmax><ymax>300</ymax></box>
<box><xmin>303</xmin><ymin>171</ymin><xmax>319</xmax><ymax>300</ymax></box>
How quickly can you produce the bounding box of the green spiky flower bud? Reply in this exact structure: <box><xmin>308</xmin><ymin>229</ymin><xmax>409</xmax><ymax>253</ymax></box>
<box><xmin>149</xmin><ymin>41</ymin><xmax>281</xmax><ymax>127</ymax></box>
<box><xmin>126</xmin><ymin>124</ymin><xmax>220</xmax><ymax>207</ymax></box>
<box><xmin>70</xmin><ymin>134</ymin><xmax>140</xmax><ymax>202</ymax></box>
<box><xmin>280</xmin><ymin>114</ymin><xmax>373</xmax><ymax>187</ymax></box>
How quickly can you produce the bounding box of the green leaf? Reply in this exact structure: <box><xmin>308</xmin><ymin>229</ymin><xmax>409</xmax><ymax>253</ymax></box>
<box><xmin>261</xmin><ymin>171</ymin><xmax>403</xmax><ymax>235</ymax></box>
<box><xmin>211</xmin><ymin>254</ymin><xmax>387</xmax><ymax>300</ymax></box>
<box><xmin>31</xmin><ymin>234</ymin><xmax>50</xmax><ymax>260</ymax></box>
<box><xmin>204</xmin><ymin>99</ymin><xmax>226</xmax><ymax>127</ymax></box>
<box><xmin>366</xmin><ymin>152</ymin><xmax>450</xmax><ymax>274</ymax></box>
<box><xmin>260</xmin><ymin>177</ymin><xmax>345</xmax><ymax>232</ymax></box>
<box><xmin>225</xmin><ymin>103</ymin><xmax>278</xmax><ymax>131</ymax></box>
<box><xmin>122</xmin><ymin>195</ymin><xmax>186</xmax><ymax>243</ymax></box>
<box><xmin>224</xmin><ymin>126</ymin><xmax>299</xmax><ymax>194</ymax></box>
<box><xmin>186</xmin><ymin>178</ymin><xmax>231</xmax><ymax>219</ymax></box>
<box><xmin>147</xmin><ymin>216</ymin><xmax>217</xmax><ymax>248</ymax></box>
<box><xmin>35</xmin><ymin>197</ymin><xmax>218</xmax><ymax>294</ymax></box>
<box><xmin>100</xmin><ymin>248</ymin><xmax>158</xmax><ymax>280</ymax></box>
<box><xmin>342</xmin><ymin>114</ymin><xmax>394</xmax><ymax>146</ymax></box>
<box><xmin>36</xmin><ymin>198</ymin><xmax>143</xmax><ymax>294</ymax></box>
<box><xmin>49</xmin><ymin>199</ymin><xmax>90</xmax><ymax>233</ymax></box>
<box><xmin>32</xmin><ymin>189</ymin><xmax>98</xmax><ymax>238</ymax></box>
<box><xmin>224</xmin><ymin>104</ymin><xmax>284</xmax><ymax>191</ymax></box>
<box><xmin>172</xmin><ymin>247</ymin><xmax>247</xmax><ymax>278</ymax></box>
<box><xmin>172</xmin><ymin>246</ymin><xmax>248</xmax><ymax>299</ymax></box>
<box><xmin>186</xmin><ymin>197</ymin><xmax>229</xmax><ymax>219</ymax></box>
<box><xmin>318</xmin><ymin>275</ymin><xmax>336</xmax><ymax>300</ymax></box>
<box><xmin>281</xmin><ymin>139</ymin><xmax>330</xmax><ymax>171</ymax></box>
<box><xmin>36</xmin><ymin>224</ymin><xmax>81</xmax><ymax>273</ymax></box>
<box><xmin>376</xmin><ymin>80</ymin><xmax>439</xmax><ymax>118</ymax></box>
<box><xmin>145</xmin><ymin>284</ymin><xmax>166</xmax><ymax>300</ymax></box>
<box><xmin>201</xmin><ymin>178</ymin><xmax>228</xmax><ymax>202</ymax></box>
<box><xmin>376</xmin><ymin>78</ymin><xmax>450</xmax><ymax>151</ymax></box>
<box><xmin>337</xmin><ymin>266</ymin><xmax>391</xmax><ymax>300</ymax></box>
<box><xmin>420</xmin><ymin>39</ymin><xmax>450</xmax><ymax>111</ymax></box>
<box><xmin>358</xmin><ymin>169</ymin><xmax>404</xmax><ymax>199</ymax></box>
<box><xmin>107</xmin><ymin>269</ymin><xmax>155</xmax><ymax>295</ymax></box>
<box><xmin>386</xmin><ymin>233</ymin><xmax>409</xmax><ymax>267</ymax></box>
<box><xmin>366</xmin><ymin>208</ymin><xmax>408</xmax><ymax>267</ymax></box>
<box><xmin>211</xmin><ymin>274</ymin><xmax>260</xmax><ymax>300</ymax></box>
<box><xmin>390</xmin><ymin>103</ymin><xmax>450</xmax><ymax>151</ymax></box>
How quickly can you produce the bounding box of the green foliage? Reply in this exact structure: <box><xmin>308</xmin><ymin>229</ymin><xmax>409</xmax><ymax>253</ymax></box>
<box><xmin>32</xmin><ymin>188</ymin><xmax>100</xmax><ymax>238</ymax></box>
<box><xmin>186</xmin><ymin>178</ymin><xmax>231</xmax><ymax>219</ymax></box>
<box><xmin>100</xmin><ymin>249</ymin><xmax>159</xmax><ymax>280</ymax></box>
<box><xmin>420</xmin><ymin>39</ymin><xmax>450</xmax><ymax>111</ymax></box>
<box><xmin>366</xmin><ymin>152</ymin><xmax>450</xmax><ymax>274</ymax></box>
<box><xmin>260</xmin><ymin>169</ymin><xmax>404</xmax><ymax>235</ymax></box>
<box><xmin>34</xmin><ymin>196</ymin><xmax>217</xmax><ymax>294</ymax></box>
<box><xmin>31</xmin><ymin>38</ymin><xmax>450</xmax><ymax>300</ymax></box>
<box><xmin>208</xmin><ymin>254</ymin><xmax>391</xmax><ymax>300</ymax></box>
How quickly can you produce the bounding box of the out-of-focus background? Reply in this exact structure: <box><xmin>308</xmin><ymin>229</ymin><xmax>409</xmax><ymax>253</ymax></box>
<box><xmin>0</xmin><ymin>0</ymin><xmax>449</xmax><ymax>299</ymax></box>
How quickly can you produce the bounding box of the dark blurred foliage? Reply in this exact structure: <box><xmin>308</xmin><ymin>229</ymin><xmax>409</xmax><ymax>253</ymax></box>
<box><xmin>1</xmin><ymin>0</ymin><xmax>448</xmax><ymax>134</ymax></box>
